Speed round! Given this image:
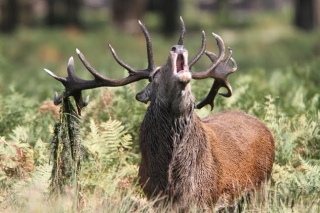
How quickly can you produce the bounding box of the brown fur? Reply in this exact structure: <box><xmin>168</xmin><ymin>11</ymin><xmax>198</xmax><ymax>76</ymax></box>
<box><xmin>136</xmin><ymin>56</ymin><xmax>275</xmax><ymax>211</ymax></box>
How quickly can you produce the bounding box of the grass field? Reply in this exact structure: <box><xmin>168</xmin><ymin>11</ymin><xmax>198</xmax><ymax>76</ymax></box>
<box><xmin>0</xmin><ymin>6</ymin><xmax>319</xmax><ymax>212</ymax></box>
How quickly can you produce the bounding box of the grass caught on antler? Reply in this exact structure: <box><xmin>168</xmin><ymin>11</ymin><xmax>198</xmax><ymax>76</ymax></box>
<box><xmin>49</xmin><ymin>98</ymin><xmax>87</xmax><ymax>196</ymax></box>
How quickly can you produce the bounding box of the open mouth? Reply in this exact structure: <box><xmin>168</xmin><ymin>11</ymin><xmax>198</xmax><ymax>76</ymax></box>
<box><xmin>176</xmin><ymin>54</ymin><xmax>184</xmax><ymax>72</ymax></box>
<box><xmin>171</xmin><ymin>51</ymin><xmax>188</xmax><ymax>74</ymax></box>
<box><xmin>169</xmin><ymin>45</ymin><xmax>190</xmax><ymax>81</ymax></box>
<box><xmin>170</xmin><ymin>49</ymin><xmax>191</xmax><ymax>83</ymax></box>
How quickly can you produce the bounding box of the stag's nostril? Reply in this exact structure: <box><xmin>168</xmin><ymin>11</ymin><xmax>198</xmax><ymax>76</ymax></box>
<box><xmin>171</xmin><ymin>45</ymin><xmax>186</xmax><ymax>53</ymax></box>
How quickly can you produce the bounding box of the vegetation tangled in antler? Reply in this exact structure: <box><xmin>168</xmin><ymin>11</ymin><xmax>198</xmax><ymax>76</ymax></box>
<box><xmin>49</xmin><ymin>98</ymin><xmax>87</xmax><ymax>195</ymax></box>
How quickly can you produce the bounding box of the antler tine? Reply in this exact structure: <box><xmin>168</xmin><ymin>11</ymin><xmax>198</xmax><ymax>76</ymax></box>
<box><xmin>44</xmin><ymin>68</ymin><xmax>66</xmax><ymax>83</ymax></box>
<box><xmin>138</xmin><ymin>20</ymin><xmax>155</xmax><ymax>71</ymax></box>
<box><xmin>228</xmin><ymin>53</ymin><xmax>237</xmax><ymax>73</ymax></box>
<box><xmin>192</xmin><ymin>32</ymin><xmax>225</xmax><ymax>79</ymax></box>
<box><xmin>45</xmin><ymin>57</ymin><xmax>90</xmax><ymax>115</ymax></box>
<box><xmin>75</xmin><ymin>47</ymin><xmax>150</xmax><ymax>86</ymax></box>
<box><xmin>177</xmin><ymin>16</ymin><xmax>206</xmax><ymax>68</ymax></box>
<box><xmin>107</xmin><ymin>45</ymin><xmax>139</xmax><ymax>74</ymax></box>
<box><xmin>196</xmin><ymin>80</ymin><xmax>221</xmax><ymax>110</ymax></box>
<box><xmin>177</xmin><ymin>16</ymin><xmax>206</xmax><ymax>67</ymax></box>
<box><xmin>199</xmin><ymin>49</ymin><xmax>237</xmax><ymax>109</ymax></box>
<box><xmin>106</xmin><ymin>20</ymin><xmax>155</xmax><ymax>74</ymax></box>
<box><xmin>193</xmin><ymin>35</ymin><xmax>237</xmax><ymax>110</ymax></box>
<box><xmin>178</xmin><ymin>16</ymin><xmax>186</xmax><ymax>45</ymax></box>
<box><xmin>76</xmin><ymin>48</ymin><xmax>107</xmax><ymax>80</ymax></box>
<box><xmin>188</xmin><ymin>30</ymin><xmax>206</xmax><ymax>69</ymax></box>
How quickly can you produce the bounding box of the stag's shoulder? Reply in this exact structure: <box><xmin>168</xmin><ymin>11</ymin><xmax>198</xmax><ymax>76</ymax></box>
<box><xmin>201</xmin><ymin>110</ymin><xmax>274</xmax><ymax>154</ymax></box>
<box><xmin>202</xmin><ymin>110</ymin><xmax>264</xmax><ymax>125</ymax></box>
<box><xmin>201</xmin><ymin>110</ymin><xmax>273</xmax><ymax>139</ymax></box>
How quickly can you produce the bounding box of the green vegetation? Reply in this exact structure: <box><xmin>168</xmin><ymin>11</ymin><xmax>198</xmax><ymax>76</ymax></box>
<box><xmin>0</xmin><ymin>7</ymin><xmax>319</xmax><ymax>212</ymax></box>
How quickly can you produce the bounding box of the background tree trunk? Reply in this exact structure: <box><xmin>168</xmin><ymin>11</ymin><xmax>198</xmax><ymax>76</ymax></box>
<box><xmin>314</xmin><ymin>0</ymin><xmax>320</xmax><ymax>28</ymax></box>
<box><xmin>294</xmin><ymin>0</ymin><xmax>320</xmax><ymax>31</ymax></box>
<box><xmin>161</xmin><ymin>0</ymin><xmax>180</xmax><ymax>36</ymax></box>
<box><xmin>111</xmin><ymin>0</ymin><xmax>147</xmax><ymax>33</ymax></box>
<box><xmin>216</xmin><ymin>0</ymin><xmax>230</xmax><ymax>26</ymax></box>
<box><xmin>46</xmin><ymin>0</ymin><xmax>82</xmax><ymax>26</ymax></box>
<box><xmin>147</xmin><ymin>0</ymin><xmax>181</xmax><ymax>36</ymax></box>
<box><xmin>0</xmin><ymin>0</ymin><xmax>18</xmax><ymax>32</ymax></box>
<box><xmin>66</xmin><ymin>0</ymin><xmax>81</xmax><ymax>25</ymax></box>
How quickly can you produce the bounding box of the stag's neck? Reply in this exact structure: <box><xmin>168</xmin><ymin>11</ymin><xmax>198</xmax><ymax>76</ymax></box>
<box><xmin>144</xmin><ymin>97</ymin><xmax>199</xmax><ymax>148</ymax></box>
<box><xmin>139</xmin><ymin>97</ymin><xmax>209</xmax><ymax>202</ymax></box>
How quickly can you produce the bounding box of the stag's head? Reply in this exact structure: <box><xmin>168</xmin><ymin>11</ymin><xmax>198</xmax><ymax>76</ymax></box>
<box><xmin>44</xmin><ymin>17</ymin><xmax>237</xmax><ymax>115</ymax></box>
<box><xmin>167</xmin><ymin>45</ymin><xmax>191</xmax><ymax>85</ymax></box>
<box><xmin>136</xmin><ymin>44</ymin><xmax>193</xmax><ymax>113</ymax></box>
<box><xmin>136</xmin><ymin>17</ymin><xmax>237</xmax><ymax>114</ymax></box>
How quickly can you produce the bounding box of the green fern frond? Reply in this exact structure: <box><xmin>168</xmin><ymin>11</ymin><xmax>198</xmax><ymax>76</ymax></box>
<box><xmin>85</xmin><ymin>119</ymin><xmax>133</xmax><ymax>168</ymax></box>
<box><xmin>272</xmin><ymin>157</ymin><xmax>320</xmax><ymax>202</ymax></box>
<box><xmin>262</xmin><ymin>95</ymin><xmax>296</xmax><ymax>164</ymax></box>
<box><xmin>295</xmin><ymin>157</ymin><xmax>320</xmax><ymax>194</ymax></box>
<box><xmin>223</xmin><ymin>75</ymin><xmax>252</xmax><ymax>109</ymax></box>
<box><xmin>264</xmin><ymin>95</ymin><xmax>278</xmax><ymax>124</ymax></box>
<box><xmin>88</xmin><ymin>118</ymin><xmax>102</xmax><ymax>144</ymax></box>
<box><xmin>8</xmin><ymin>126</ymin><xmax>30</xmax><ymax>146</ymax></box>
<box><xmin>79</xmin><ymin>119</ymin><xmax>138</xmax><ymax>194</ymax></box>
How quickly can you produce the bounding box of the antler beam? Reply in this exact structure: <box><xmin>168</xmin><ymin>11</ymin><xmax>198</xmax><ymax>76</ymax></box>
<box><xmin>44</xmin><ymin>21</ymin><xmax>156</xmax><ymax>114</ymax></box>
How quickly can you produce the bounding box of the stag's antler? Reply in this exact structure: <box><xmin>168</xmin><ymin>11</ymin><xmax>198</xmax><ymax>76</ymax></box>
<box><xmin>177</xmin><ymin>17</ymin><xmax>206</xmax><ymax>69</ymax></box>
<box><xmin>45</xmin><ymin>18</ymin><xmax>236</xmax><ymax>113</ymax></box>
<box><xmin>177</xmin><ymin>17</ymin><xmax>236</xmax><ymax>110</ymax></box>
<box><xmin>44</xmin><ymin>21</ymin><xmax>156</xmax><ymax>115</ymax></box>
<box><xmin>192</xmin><ymin>33</ymin><xmax>237</xmax><ymax>110</ymax></box>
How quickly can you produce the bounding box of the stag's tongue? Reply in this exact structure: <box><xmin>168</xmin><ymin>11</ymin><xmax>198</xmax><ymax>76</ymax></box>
<box><xmin>176</xmin><ymin>54</ymin><xmax>184</xmax><ymax>72</ymax></box>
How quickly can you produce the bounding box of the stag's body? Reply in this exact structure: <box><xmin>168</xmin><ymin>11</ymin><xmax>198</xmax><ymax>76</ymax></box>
<box><xmin>45</xmin><ymin>18</ymin><xmax>275</xmax><ymax>212</ymax></box>
<box><xmin>138</xmin><ymin>81</ymin><xmax>274</xmax><ymax>210</ymax></box>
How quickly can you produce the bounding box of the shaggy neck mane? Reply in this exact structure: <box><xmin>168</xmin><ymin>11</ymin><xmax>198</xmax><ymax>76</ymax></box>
<box><xmin>139</xmin><ymin>97</ymin><xmax>209</xmax><ymax>205</ymax></box>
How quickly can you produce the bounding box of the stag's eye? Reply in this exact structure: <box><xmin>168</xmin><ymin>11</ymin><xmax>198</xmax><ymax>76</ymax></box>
<box><xmin>148</xmin><ymin>67</ymin><xmax>161</xmax><ymax>82</ymax></box>
<box><xmin>176</xmin><ymin>54</ymin><xmax>184</xmax><ymax>72</ymax></box>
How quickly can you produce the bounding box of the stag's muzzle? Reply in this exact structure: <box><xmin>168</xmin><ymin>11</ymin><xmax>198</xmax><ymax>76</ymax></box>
<box><xmin>170</xmin><ymin>45</ymin><xmax>191</xmax><ymax>83</ymax></box>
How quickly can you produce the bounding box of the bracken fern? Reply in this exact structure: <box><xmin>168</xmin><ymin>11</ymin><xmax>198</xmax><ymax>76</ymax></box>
<box><xmin>79</xmin><ymin>118</ymin><xmax>139</xmax><ymax>195</ymax></box>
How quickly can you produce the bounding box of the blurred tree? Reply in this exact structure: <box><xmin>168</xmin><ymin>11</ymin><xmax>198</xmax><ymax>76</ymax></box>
<box><xmin>19</xmin><ymin>0</ymin><xmax>34</xmax><ymax>26</ymax></box>
<box><xmin>0</xmin><ymin>0</ymin><xmax>18</xmax><ymax>33</ymax></box>
<box><xmin>147</xmin><ymin>0</ymin><xmax>180</xmax><ymax>36</ymax></box>
<box><xmin>111</xmin><ymin>0</ymin><xmax>148</xmax><ymax>33</ymax></box>
<box><xmin>294</xmin><ymin>0</ymin><xmax>320</xmax><ymax>31</ymax></box>
<box><xmin>111</xmin><ymin>0</ymin><xmax>180</xmax><ymax>36</ymax></box>
<box><xmin>161</xmin><ymin>0</ymin><xmax>180</xmax><ymax>36</ymax></box>
<box><xmin>46</xmin><ymin>0</ymin><xmax>82</xmax><ymax>26</ymax></box>
<box><xmin>216</xmin><ymin>0</ymin><xmax>230</xmax><ymax>26</ymax></box>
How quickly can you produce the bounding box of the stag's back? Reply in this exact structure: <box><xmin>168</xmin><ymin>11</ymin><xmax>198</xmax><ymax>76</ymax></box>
<box><xmin>202</xmin><ymin>110</ymin><xmax>275</xmax><ymax>204</ymax></box>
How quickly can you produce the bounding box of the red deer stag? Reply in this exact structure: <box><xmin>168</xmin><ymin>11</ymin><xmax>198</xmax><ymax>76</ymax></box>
<box><xmin>45</xmin><ymin>18</ymin><xmax>275</xmax><ymax>212</ymax></box>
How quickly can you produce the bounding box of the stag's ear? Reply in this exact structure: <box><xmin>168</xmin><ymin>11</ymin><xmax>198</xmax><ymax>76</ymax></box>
<box><xmin>136</xmin><ymin>83</ymin><xmax>152</xmax><ymax>104</ymax></box>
